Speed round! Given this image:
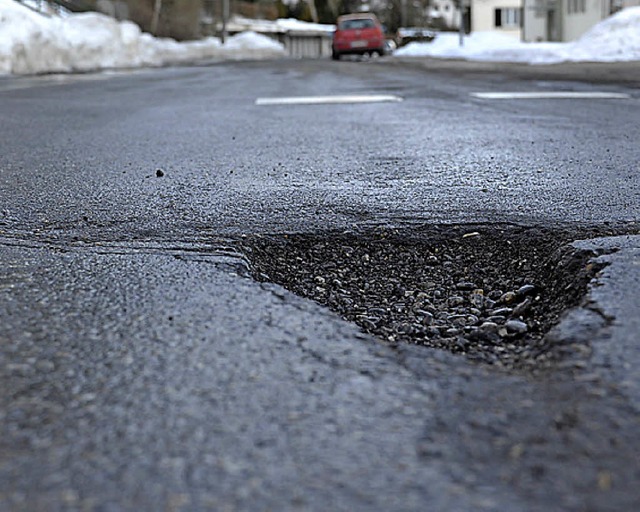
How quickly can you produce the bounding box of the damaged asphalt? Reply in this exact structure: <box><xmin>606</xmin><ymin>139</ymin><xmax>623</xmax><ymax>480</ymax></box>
<box><xmin>551</xmin><ymin>235</ymin><xmax>640</xmax><ymax>411</ymax></box>
<box><xmin>1</xmin><ymin>233</ymin><xmax>639</xmax><ymax>511</ymax></box>
<box><xmin>1</xmin><ymin>59</ymin><xmax>639</xmax><ymax>510</ymax></box>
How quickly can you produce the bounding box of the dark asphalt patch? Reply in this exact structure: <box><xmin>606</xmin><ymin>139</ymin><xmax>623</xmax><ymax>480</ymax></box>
<box><xmin>240</xmin><ymin>224</ymin><xmax>638</xmax><ymax>372</ymax></box>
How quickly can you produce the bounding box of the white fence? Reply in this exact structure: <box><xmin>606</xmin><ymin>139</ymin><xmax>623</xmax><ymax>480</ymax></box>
<box><xmin>278</xmin><ymin>31</ymin><xmax>333</xmax><ymax>59</ymax></box>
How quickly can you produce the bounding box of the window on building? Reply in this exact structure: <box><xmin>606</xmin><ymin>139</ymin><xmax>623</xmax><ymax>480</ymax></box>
<box><xmin>494</xmin><ymin>8</ymin><xmax>522</xmax><ymax>28</ymax></box>
<box><xmin>568</xmin><ymin>0</ymin><xmax>586</xmax><ymax>14</ymax></box>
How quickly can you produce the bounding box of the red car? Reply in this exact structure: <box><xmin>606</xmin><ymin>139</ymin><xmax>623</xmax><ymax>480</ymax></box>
<box><xmin>332</xmin><ymin>13</ymin><xmax>386</xmax><ymax>60</ymax></box>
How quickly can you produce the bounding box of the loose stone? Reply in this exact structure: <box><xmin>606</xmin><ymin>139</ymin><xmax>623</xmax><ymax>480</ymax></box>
<box><xmin>488</xmin><ymin>290</ymin><xmax>504</xmax><ymax>300</ymax></box>
<box><xmin>426</xmin><ymin>327</ymin><xmax>441</xmax><ymax>337</ymax></box>
<box><xmin>467</xmin><ymin>327</ymin><xmax>499</xmax><ymax>344</ymax></box>
<box><xmin>517</xmin><ymin>284</ymin><xmax>537</xmax><ymax>297</ymax></box>
<box><xmin>500</xmin><ymin>291</ymin><xmax>518</xmax><ymax>304</ymax></box>
<box><xmin>479</xmin><ymin>321</ymin><xmax>499</xmax><ymax>333</ymax></box>
<box><xmin>415</xmin><ymin>310</ymin><xmax>434</xmax><ymax>325</ymax></box>
<box><xmin>455</xmin><ymin>337</ymin><xmax>469</xmax><ymax>350</ymax></box>
<box><xmin>513</xmin><ymin>298</ymin><xmax>532</xmax><ymax>317</ymax></box>
<box><xmin>360</xmin><ymin>318</ymin><xmax>378</xmax><ymax>330</ymax></box>
<box><xmin>483</xmin><ymin>298</ymin><xmax>497</xmax><ymax>310</ymax></box>
<box><xmin>505</xmin><ymin>319</ymin><xmax>528</xmax><ymax>335</ymax></box>
<box><xmin>469</xmin><ymin>292</ymin><xmax>485</xmax><ymax>308</ymax></box>
<box><xmin>448</xmin><ymin>314</ymin><xmax>468</xmax><ymax>326</ymax></box>
<box><xmin>448</xmin><ymin>296</ymin><xmax>465</xmax><ymax>307</ymax></box>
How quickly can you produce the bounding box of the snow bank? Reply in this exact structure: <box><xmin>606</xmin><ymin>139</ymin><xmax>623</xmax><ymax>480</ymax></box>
<box><xmin>567</xmin><ymin>6</ymin><xmax>640</xmax><ymax>62</ymax></box>
<box><xmin>222</xmin><ymin>31</ymin><xmax>287</xmax><ymax>58</ymax></box>
<box><xmin>267</xmin><ymin>17</ymin><xmax>335</xmax><ymax>34</ymax></box>
<box><xmin>394</xmin><ymin>6</ymin><xmax>640</xmax><ymax>64</ymax></box>
<box><xmin>230</xmin><ymin>15</ymin><xmax>335</xmax><ymax>34</ymax></box>
<box><xmin>2</xmin><ymin>0</ymin><xmax>639</xmax><ymax>74</ymax></box>
<box><xmin>0</xmin><ymin>0</ymin><xmax>285</xmax><ymax>75</ymax></box>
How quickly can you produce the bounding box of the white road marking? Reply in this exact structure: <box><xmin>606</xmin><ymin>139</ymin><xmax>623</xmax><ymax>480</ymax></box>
<box><xmin>255</xmin><ymin>94</ymin><xmax>403</xmax><ymax>106</ymax></box>
<box><xmin>471</xmin><ymin>91</ymin><xmax>631</xmax><ymax>100</ymax></box>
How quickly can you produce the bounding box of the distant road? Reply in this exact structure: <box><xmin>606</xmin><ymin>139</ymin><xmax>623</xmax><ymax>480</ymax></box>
<box><xmin>0</xmin><ymin>58</ymin><xmax>639</xmax><ymax>239</ymax></box>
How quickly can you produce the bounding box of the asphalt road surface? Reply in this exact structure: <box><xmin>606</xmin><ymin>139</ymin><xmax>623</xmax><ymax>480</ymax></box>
<box><xmin>0</xmin><ymin>58</ymin><xmax>639</xmax><ymax>511</ymax></box>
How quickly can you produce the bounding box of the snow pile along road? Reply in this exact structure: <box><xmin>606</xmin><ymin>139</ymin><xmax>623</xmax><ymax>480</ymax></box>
<box><xmin>2</xmin><ymin>0</ymin><xmax>639</xmax><ymax>74</ymax></box>
<box><xmin>394</xmin><ymin>6</ymin><xmax>640</xmax><ymax>64</ymax></box>
<box><xmin>230</xmin><ymin>15</ymin><xmax>335</xmax><ymax>34</ymax></box>
<box><xmin>0</xmin><ymin>0</ymin><xmax>285</xmax><ymax>75</ymax></box>
<box><xmin>567</xmin><ymin>5</ymin><xmax>640</xmax><ymax>62</ymax></box>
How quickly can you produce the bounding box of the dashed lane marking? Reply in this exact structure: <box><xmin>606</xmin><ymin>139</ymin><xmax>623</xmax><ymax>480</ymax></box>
<box><xmin>255</xmin><ymin>94</ymin><xmax>403</xmax><ymax>106</ymax></box>
<box><xmin>471</xmin><ymin>91</ymin><xmax>631</xmax><ymax>100</ymax></box>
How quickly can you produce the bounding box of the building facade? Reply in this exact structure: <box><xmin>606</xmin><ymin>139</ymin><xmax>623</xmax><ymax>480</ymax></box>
<box><xmin>522</xmin><ymin>0</ymin><xmax>639</xmax><ymax>41</ymax></box>
<box><xmin>471</xmin><ymin>0</ymin><xmax>524</xmax><ymax>39</ymax></box>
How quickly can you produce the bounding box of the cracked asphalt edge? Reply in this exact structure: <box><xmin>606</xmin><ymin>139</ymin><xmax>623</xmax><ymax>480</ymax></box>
<box><xmin>545</xmin><ymin>234</ymin><xmax>640</xmax><ymax>412</ymax></box>
<box><xmin>1</xmin><ymin>233</ymin><xmax>639</xmax><ymax>510</ymax></box>
<box><xmin>2</xmin><ymin>229</ymin><xmax>638</xmax><ymax>401</ymax></box>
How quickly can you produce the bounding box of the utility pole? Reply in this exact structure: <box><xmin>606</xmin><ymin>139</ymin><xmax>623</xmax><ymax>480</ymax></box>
<box><xmin>401</xmin><ymin>0</ymin><xmax>407</xmax><ymax>28</ymax></box>
<box><xmin>458</xmin><ymin>0</ymin><xmax>466</xmax><ymax>46</ymax></box>
<box><xmin>151</xmin><ymin>0</ymin><xmax>162</xmax><ymax>35</ymax></box>
<box><xmin>222</xmin><ymin>0</ymin><xmax>229</xmax><ymax>44</ymax></box>
<box><xmin>458</xmin><ymin>0</ymin><xmax>463</xmax><ymax>46</ymax></box>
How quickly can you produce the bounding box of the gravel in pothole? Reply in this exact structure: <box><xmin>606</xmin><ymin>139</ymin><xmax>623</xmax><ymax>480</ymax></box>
<box><xmin>240</xmin><ymin>224</ymin><xmax>619</xmax><ymax>370</ymax></box>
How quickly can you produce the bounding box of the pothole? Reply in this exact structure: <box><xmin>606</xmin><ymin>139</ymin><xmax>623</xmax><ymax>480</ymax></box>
<box><xmin>239</xmin><ymin>224</ymin><xmax>629</xmax><ymax>371</ymax></box>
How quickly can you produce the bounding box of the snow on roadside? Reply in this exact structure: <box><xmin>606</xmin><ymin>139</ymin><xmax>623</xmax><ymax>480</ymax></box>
<box><xmin>393</xmin><ymin>6</ymin><xmax>640</xmax><ymax>64</ymax></box>
<box><xmin>394</xmin><ymin>31</ymin><xmax>570</xmax><ymax>64</ymax></box>
<box><xmin>566</xmin><ymin>6</ymin><xmax>640</xmax><ymax>62</ymax></box>
<box><xmin>3</xmin><ymin>0</ymin><xmax>640</xmax><ymax>75</ymax></box>
<box><xmin>0</xmin><ymin>0</ymin><xmax>285</xmax><ymax>75</ymax></box>
<box><xmin>229</xmin><ymin>15</ymin><xmax>335</xmax><ymax>34</ymax></box>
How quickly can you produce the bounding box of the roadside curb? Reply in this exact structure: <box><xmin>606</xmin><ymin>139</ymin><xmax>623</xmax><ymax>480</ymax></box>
<box><xmin>548</xmin><ymin>235</ymin><xmax>640</xmax><ymax>410</ymax></box>
<box><xmin>385</xmin><ymin>57</ymin><xmax>640</xmax><ymax>85</ymax></box>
